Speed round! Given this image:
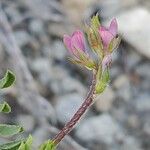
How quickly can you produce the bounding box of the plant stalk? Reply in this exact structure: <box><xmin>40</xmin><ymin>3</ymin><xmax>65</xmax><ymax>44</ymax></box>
<box><xmin>53</xmin><ymin>70</ymin><xmax>97</xmax><ymax>145</ymax></box>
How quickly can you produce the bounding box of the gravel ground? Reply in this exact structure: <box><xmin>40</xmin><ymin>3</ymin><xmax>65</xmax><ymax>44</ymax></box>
<box><xmin>0</xmin><ymin>0</ymin><xmax>150</xmax><ymax>150</ymax></box>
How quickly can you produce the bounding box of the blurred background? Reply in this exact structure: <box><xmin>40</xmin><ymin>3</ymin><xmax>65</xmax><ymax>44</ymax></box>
<box><xmin>0</xmin><ymin>0</ymin><xmax>150</xmax><ymax>150</ymax></box>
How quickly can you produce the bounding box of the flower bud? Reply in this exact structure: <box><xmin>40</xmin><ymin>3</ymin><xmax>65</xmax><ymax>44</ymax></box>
<box><xmin>99</xmin><ymin>18</ymin><xmax>118</xmax><ymax>50</ymax></box>
<box><xmin>63</xmin><ymin>30</ymin><xmax>96</xmax><ymax>70</ymax></box>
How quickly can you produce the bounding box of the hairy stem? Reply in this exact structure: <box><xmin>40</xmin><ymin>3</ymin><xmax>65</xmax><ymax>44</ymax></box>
<box><xmin>53</xmin><ymin>70</ymin><xmax>97</xmax><ymax>145</ymax></box>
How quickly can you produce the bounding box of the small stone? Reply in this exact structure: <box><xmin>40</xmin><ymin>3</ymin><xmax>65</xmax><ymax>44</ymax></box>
<box><xmin>14</xmin><ymin>30</ymin><xmax>32</xmax><ymax>47</ymax></box>
<box><xmin>122</xmin><ymin>137</ymin><xmax>142</xmax><ymax>150</ymax></box>
<box><xmin>97</xmin><ymin>0</ymin><xmax>120</xmax><ymax>19</ymax></box>
<box><xmin>30</xmin><ymin>58</ymin><xmax>52</xmax><ymax>84</ymax></box>
<box><xmin>117</xmin><ymin>7</ymin><xmax>150</xmax><ymax>59</ymax></box>
<box><xmin>127</xmin><ymin>114</ymin><xmax>140</xmax><ymax>129</ymax></box>
<box><xmin>32</xmin><ymin>126</ymin><xmax>50</xmax><ymax>148</ymax></box>
<box><xmin>29</xmin><ymin>19</ymin><xmax>44</xmax><ymax>34</ymax></box>
<box><xmin>61</xmin><ymin>77</ymin><xmax>86</xmax><ymax>95</ymax></box>
<box><xmin>75</xmin><ymin>114</ymin><xmax>123</xmax><ymax>144</ymax></box>
<box><xmin>17</xmin><ymin>115</ymin><xmax>35</xmax><ymax>132</ymax></box>
<box><xmin>135</xmin><ymin>63</ymin><xmax>150</xmax><ymax>78</ymax></box>
<box><xmin>5</xmin><ymin>7</ymin><xmax>23</xmax><ymax>25</ymax></box>
<box><xmin>113</xmin><ymin>75</ymin><xmax>131</xmax><ymax>101</ymax></box>
<box><xmin>127</xmin><ymin>49</ymin><xmax>142</xmax><ymax>69</ymax></box>
<box><xmin>110</xmin><ymin>65</ymin><xmax>121</xmax><ymax>79</ymax></box>
<box><xmin>50</xmin><ymin>40</ymin><xmax>67</xmax><ymax>60</ymax></box>
<box><xmin>143</xmin><ymin>121</ymin><xmax>150</xmax><ymax>136</ymax></box>
<box><xmin>120</xmin><ymin>0</ymin><xmax>139</xmax><ymax>8</ymax></box>
<box><xmin>95</xmin><ymin>87</ymin><xmax>115</xmax><ymax>112</ymax></box>
<box><xmin>135</xmin><ymin>94</ymin><xmax>150</xmax><ymax>112</ymax></box>
<box><xmin>113</xmin><ymin>75</ymin><xmax>128</xmax><ymax>89</ymax></box>
<box><xmin>55</xmin><ymin>93</ymin><xmax>84</xmax><ymax>125</ymax></box>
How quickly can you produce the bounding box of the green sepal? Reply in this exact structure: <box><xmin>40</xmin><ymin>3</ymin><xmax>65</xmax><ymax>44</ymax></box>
<box><xmin>91</xmin><ymin>13</ymin><xmax>101</xmax><ymax>29</ymax></box>
<box><xmin>86</xmin><ymin>14</ymin><xmax>104</xmax><ymax>58</ymax></box>
<box><xmin>68</xmin><ymin>48</ymin><xmax>96</xmax><ymax>70</ymax></box>
<box><xmin>0</xmin><ymin>102</ymin><xmax>11</xmax><ymax>113</ymax></box>
<box><xmin>0</xmin><ymin>70</ymin><xmax>16</xmax><ymax>89</ymax></box>
<box><xmin>86</xmin><ymin>26</ymin><xmax>103</xmax><ymax>58</ymax></box>
<box><xmin>39</xmin><ymin>140</ymin><xmax>56</xmax><ymax>150</ymax></box>
<box><xmin>0</xmin><ymin>124</ymin><xmax>24</xmax><ymax>137</ymax></box>
<box><xmin>108</xmin><ymin>36</ymin><xmax>121</xmax><ymax>53</ymax></box>
<box><xmin>95</xmin><ymin>67</ymin><xmax>110</xmax><ymax>94</ymax></box>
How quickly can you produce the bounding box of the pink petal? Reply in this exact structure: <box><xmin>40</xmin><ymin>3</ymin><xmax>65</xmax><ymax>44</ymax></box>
<box><xmin>109</xmin><ymin>18</ymin><xmax>118</xmax><ymax>36</ymax></box>
<box><xmin>99</xmin><ymin>28</ymin><xmax>114</xmax><ymax>48</ymax></box>
<box><xmin>71</xmin><ymin>30</ymin><xmax>85</xmax><ymax>52</ymax></box>
<box><xmin>63</xmin><ymin>34</ymin><xmax>73</xmax><ymax>54</ymax></box>
<box><xmin>100</xmin><ymin>26</ymin><xmax>107</xmax><ymax>32</ymax></box>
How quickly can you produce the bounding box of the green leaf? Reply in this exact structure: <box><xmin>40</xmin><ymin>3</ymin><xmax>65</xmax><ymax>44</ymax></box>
<box><xmin>39</xmin><ymin>140</ymin><xmax>56</xmax><ymax>150</ymax></box>
<box><xmin>95</xmin><ymin>68</ymin><xmax>110</xmax><ymax>94</ymax></box>
<box><xmin>24</xmin><ymin>135</ymin><xmax>33</xmax><ymax>150</ymax></box>
<box><xmin>17</xmin><ymin>135</ymin><xmax>33</xmax><ymax>150</ymax></box>
<box><xmin>0</xmin><ymin>136</ymin><xmax>32</xmax><ymax>150</ymax></box>
<box><xmin>0</xmin><ymin>139</ymin><xmax>24</xmax><ymax>150</ymax></box>
<box><xmin>0</xmin><ymin>124</ymin><xmax>24</xmax><ymax>137</ymax></box>
<box><xmin>0</xmin><ymin>102</ymin><xmax>11</xmax><ymax>113</ymax></box>
<box><xmin>0</xmin><ymin>70</ymin><xmax>16</xmax><ymax>89</ymax></box>
<box><xmin>91</xmin><ymin>13</ymin><xmax>101</xmax><ymax>29</ymax></box>
<box><xmin>18</xmin><ymin>142</ymin><xmax>25</xmax><ymax>150</ymax></box>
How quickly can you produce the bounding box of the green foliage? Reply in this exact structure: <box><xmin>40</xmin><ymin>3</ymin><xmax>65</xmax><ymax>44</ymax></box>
<box><xmin>0</xmin><ymin>135</ymin><xmax>32</xmax><ymax>150</ymax></box>
<box><xmin>0</xmin><ymin>70</ymin><xmax>16</xmax><ymax>89</ymax></box>
<box><xmin>0</xmin><ymin>70</ymin><xmax>26</xmax><ymax>150</ymax></box>
<box><xmin>0</xmin><ymin>102</ymin><xmax>11</xmax><ymax>113</ymax></box>
<box><xmin>0</xmin><ymin>124</ymin><xmax>24</xmax><ymax>137</ymax></box>
<box><xmin>0</xmin><ymin>139</ymin><xmax>24</xmax><ymax>150</ymax></box>
<box><xmin>18</xmin><ymin>135</ymin><xmax>33</xmax><ymax>150</ymax></box>
<box><xmin>95</xmin><ymin>68</ymin><xmax>110</xmax><ymax>94</ymax></box>
<box><xmin>91</xmin><ymin>13</ymin><xmax>101</xmax><ymax>29</ymax></box>
<box><xmin>39</xmin><ymin>140</ymin><xmax>56</xmax><ymax>150</ymax></box>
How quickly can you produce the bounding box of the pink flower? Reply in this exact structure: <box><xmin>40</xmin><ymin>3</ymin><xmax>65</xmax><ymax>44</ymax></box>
<box><xmin>99</xmin><ymin>18</ymin><xmax>118</xmax><ymax>48</ymax></box>
<box><xmin>63</xmin><ymin>30</ymin><xmax>86</xmax><ymax>58</ymax></box>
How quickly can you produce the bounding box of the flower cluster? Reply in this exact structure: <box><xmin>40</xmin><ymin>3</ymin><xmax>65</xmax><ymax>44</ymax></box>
<box><xmin>63</xmin><ymin>14</ymin><xmax>120</xmax><ymax>93</ymax></box>
<box><xmin>63</xmin><ymin>14</ymin><xmax>120</xmax><ymax>71</ymax></box>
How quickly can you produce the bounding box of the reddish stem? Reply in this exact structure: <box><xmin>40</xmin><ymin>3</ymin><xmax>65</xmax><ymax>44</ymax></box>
<box><xmin>53</xmin><ymin>70</ymin><xmax>97</xmax><ymax>145</ymax></box>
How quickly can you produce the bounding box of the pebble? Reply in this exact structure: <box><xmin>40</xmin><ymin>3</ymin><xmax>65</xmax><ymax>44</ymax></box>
<box><xmin>29</xmin><ymin>19</ymin><xmax>44</xmax><ymax>34</ymax></box>
<box><xmin>17</xmin><ymin>114</ymin><xmax>35</xmax><ymax>132</ymax></box>
<box><xmin>127</xmin><ymin>49</ymin><xmax>142</xmax><ymax>69</ymax></box>
<box><xmin>75</xmin><ymin>114</ymin><xmax>123</xmax><ymax>144</ymax></box>
<box><xmin>30</xmin><ymin>58</ymin><xmax>53</xmax><ymax>84</ymax></box>
<box><xmin>50</xmin><ymin>40</ymin><xmax>67</xmax><ymax>60</ymax></box>
<box><xmin>55</xmin><ymin>93</ymin><xmax>84</xmax><ymax>125</ymax></box>
<box><xmin>95</xmin><ymin>87</ymin><xmax>115</xmax><ymax>112</ymax></box>
<box><xmin>117</xmin><ymin>7</ymin><xmax>150</xmax><ymax>59</ymax></box>
<box><xmin>113</xmin><ymin>75</ymin><xmax>131</xmax><ymax>101</ymax></box>
<box><xmin>135</xmin><ymin>94</ymin><xmax>150</xmax><ymax>112</ymax></box>
<box><xmin>14</xmin><ymin>30</ymin><xmax>32</xmax><ymax>47</ymax></box>
<box><xmin>135</xmin><ymin>62</ymin><xmax>150</xmax><ymax>78</ymax></box>
<box><xmin>122</xmin><ymin>137</ymin><xmax>142</xmax><ymax>150</ymax></box>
